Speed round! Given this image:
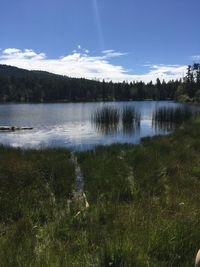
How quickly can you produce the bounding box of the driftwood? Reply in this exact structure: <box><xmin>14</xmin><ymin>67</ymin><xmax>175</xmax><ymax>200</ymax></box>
<box><xmin>0</xmin><ymin>126</ymin><xmax>33</xmax><ymax>132</ymax></box>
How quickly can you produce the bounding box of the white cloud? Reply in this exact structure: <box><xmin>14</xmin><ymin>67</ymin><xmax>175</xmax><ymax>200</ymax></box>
<box><xmin>102</xmin><ymin>49</ymin><xmax>128</xmax><ymax>58</ymax></box>
<box><xmin>0</xmin><ymin>48</ymin><xmax>187</xmax><ymax>83</ymax></box>
<box><xmin>3</xmin><ymin>48</ymin><xmax>21</xmax><ymax>55</ymax></box>
<box><xmin>1</xmin><ymin>48</ymin><xmax>45</xmax><ymax>60</ymax></box>
<box><xmin>151</xmin><ymin>65</ymin><xmax>186</xmax><ymax>82</ymax></box>
<box><xmin>191</xmin><ymin>55</ymin><xmax>200</xmax><ymax>61</ymax></box>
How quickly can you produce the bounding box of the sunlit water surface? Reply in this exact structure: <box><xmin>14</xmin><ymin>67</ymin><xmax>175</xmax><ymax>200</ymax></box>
<box><xmin>0</xmin><ymin>101</ymin><xmax>195</xmax><ymax>150</ymax></box>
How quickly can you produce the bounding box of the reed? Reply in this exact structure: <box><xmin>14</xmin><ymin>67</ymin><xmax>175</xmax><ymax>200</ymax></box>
<box><xmin>122</xmin><ymin>106</ymin><xmax>141</xmax><ymax>125</ymax></box>
<box><xmin>91</xmin><ymin>105</ymin><xmax>141</xmax><ymax>134</ymax></box>
<box><xmin>91</xmin><ymin>106</ymin><xmax>120</xmax><ymax>134</ymax></box>
<box><xmin>153</xmin><ymin>106</ymin><xmax>193</xmax><ymax>131</ymax></box>
<box><xmin>92</xmin><ymin>106</ymin><xmax>120</xmax><ymax>125</ymax></box>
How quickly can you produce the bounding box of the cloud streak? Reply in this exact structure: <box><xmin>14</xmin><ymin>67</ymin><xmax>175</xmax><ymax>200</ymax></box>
<box><xmin>0</xmin><ymin>48</ymin><xmax>187</xmax><ymax>83</ymax></box>
<box><xmin>191</xmin><ymin>55</ymin><xmax>200</xmax><ymax>61</ymax></box>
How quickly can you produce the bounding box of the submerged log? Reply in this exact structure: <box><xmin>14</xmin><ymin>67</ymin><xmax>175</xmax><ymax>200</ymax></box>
<box><xmin>0</xmin><ymin>126</ymin><xmax>33</xmax><ymax>131</ymax></box>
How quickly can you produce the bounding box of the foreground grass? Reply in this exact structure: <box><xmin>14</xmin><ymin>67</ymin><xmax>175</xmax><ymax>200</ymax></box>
<box><xmin>78</xmin><ymin>118</ymin><xmax>200</xmax><ymax>267</ymax></box>
<box><xmin>0</xmin><ymin>148</ymin><xmax>76</xmax><ymax>267</ymax></box>
<box><xmin>1</xmin><ymin>118</ymin><xmax>200</xmax><ymax>266</ymax></box>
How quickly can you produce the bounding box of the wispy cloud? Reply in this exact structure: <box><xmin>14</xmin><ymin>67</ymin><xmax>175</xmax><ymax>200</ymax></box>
<box><xmin>1</xmin><ymin>48</ymin><xmax>46</xmax><ymax>60</ymax></box>
<box><xmin>191</xmin><ymin>55</ymin><xmax>200</xmax><ymax>61</ymax></box>
<box><xmin>0</xmin><ymin>48</ymin><xmax>187</xmax><ymax>82</ymax></box>
<box><xmin>102</xmin><ymin>49</ymin><xmax>128</xmax><ymax>58</ymax></box>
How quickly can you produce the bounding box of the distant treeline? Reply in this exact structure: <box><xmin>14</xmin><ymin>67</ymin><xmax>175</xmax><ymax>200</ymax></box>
<box><xmin>0</xmin><ymin>63</ymin><xmax>199</xmax><ymax>102</ymax></box>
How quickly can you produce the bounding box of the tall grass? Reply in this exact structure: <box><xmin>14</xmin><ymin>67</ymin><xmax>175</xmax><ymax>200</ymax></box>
<box><xmin>2</xmin><ymin>117</ymin><xmax>200</xmax><ymax>266</ymax></box>
<box><xmin>77</xmin><ymin>117</ymin><xmax>200</xmax><ymax>266</ymax></box>
<box><xmin>91</xmin><ymin>106</ymin><xmax>120</xmax><ymax>135</ymax></box>
<box><xmin>153</xmin><ymin>106</ymin><xmax>193</xmax><ymax>131</ymax></box>
<box><xmin>122</xmin><ymin>106</ymin><xmax>141</xmax><ymax>134</ymax></box>
<box><xmin>92</xmin><ymin>106</ymin><xmax>120</xmax><ymax>125</ymax></box>
<box><xmin>122</xmin><ymin>106</ymin><xmax>141</xmax><ymax>125</ymax></box>
<box><xmin>91</xmin><ymin>105</ymin><xmax>141</xmax><ymax>135</ymax></box>
<box><xmin>0</xmin><ymin>148</ymin><xmax>76</xmax><ymax>267</ymax></box>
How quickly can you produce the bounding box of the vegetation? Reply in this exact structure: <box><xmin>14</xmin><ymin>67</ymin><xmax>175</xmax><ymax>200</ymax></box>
<box><xmin>91</xmin><ymin>106</ymin><xmax>120</xmax><ymax>134</ymax></box>
<box><xmin>78</xmin><ymin>118</ymin><xmax>200</xmax><ymax>266</ymax></box>
<box><xmin>1</xmin><ymin>117</ymin><xmax>200</xmax><ymax>266</ymax></box>
<box><xmin>176</xmin><ymin>63</ymin><xmax>200</xmax><ymax>103</ymax></box>
<box><xmin>0</xmin><ymin>148</ymin><xmax>76</xmax><ymax>267</ymax></box>
<box><xmin>92</xmin><ymin>106</ymin><xmax>120</xmax><ymax>125</ymax></box>
<box><xmin>153</xmin><ymin>106</ymin><xmax>194</xmax><ymax>131</ymax></box>
<box><xmin>91</xmin><ymin>105</ymin><xmax>141</xmax><ymax>135</ymax></box>
<box><xmin>0</xmin><ymin>63</ymin><xmax>199</xmax><ymax>103</ymax></box>
<box><xmin>122</xmin><ymin>106</ymin><xmax>141</xmax><ymax>134</ymax></box>
<box><xmin>122</xmin><ymin>106</ymin><xmax>141</xmax><ymax>126</ymax></box>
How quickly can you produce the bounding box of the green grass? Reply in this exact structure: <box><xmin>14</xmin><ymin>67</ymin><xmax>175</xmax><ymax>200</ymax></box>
<box><xmin>77</xmin><ymin>117</ymin><xmax>200</xmax><ymax>266</ymax></box>
<box><xmin>0</xmin><ymin>148</ymin><xmax>76</xmax><ymax>267</ymax></box>
<box><xmin>1</xmin><ymin>118</ymin><xmax>200</xmax><ymax>266</ymax></box>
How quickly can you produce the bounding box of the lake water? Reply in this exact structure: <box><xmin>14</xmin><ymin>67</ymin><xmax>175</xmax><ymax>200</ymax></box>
<box><xmin>0</xmin><ymin>101</ymin><xmax>193</xmax><ymax>150</ymax></box>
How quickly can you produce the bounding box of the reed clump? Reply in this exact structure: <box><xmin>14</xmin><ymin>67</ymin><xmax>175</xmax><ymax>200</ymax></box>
<box><xmin>92</xmin><ymin>106</ymin><xmax>120</xmax><ymax>125</ymax></box>
<box><xmin>153</xmin><ymin>106</ymin><xmax>193</xmax><ymax>130</ymax></box>
<box><xmin>91</xmin><ymin>105</ymin><xmax>141</xmax><ymax>134</ymax></box>
<box><xmin>91</xmin><ymin>106</ymin><xmax>120</xmax><ymax>135</ymax></box>
<box><xmin>122</xmin><ymin>106</ymin><xmax>141</xmax><ymax>125</ymax></box>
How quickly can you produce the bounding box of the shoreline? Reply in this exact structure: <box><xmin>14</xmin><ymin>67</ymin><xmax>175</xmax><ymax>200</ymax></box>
<box><xmin>1</xmin><ymin>118</ymin><xmax>200</xmax><ymax>266</ymax></box>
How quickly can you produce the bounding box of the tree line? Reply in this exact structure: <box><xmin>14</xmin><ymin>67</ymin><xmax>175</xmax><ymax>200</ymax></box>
<box><xmin>0</xmin><ymin>63</ymin><xmax>199</xmax><ymax>102</ymax></box>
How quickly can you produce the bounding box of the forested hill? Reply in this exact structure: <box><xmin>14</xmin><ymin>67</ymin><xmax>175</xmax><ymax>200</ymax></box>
<box><xmin>0</xmin><ymin>64</ymin><xmax>199</xmax><ymax>103</ymax></box>
<box><xmin>0</xmin><ymin>64</ymin><xmax>63</xmax><ymax>79</ymax></box>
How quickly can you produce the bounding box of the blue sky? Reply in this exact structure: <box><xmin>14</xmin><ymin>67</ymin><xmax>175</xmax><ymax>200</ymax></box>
<box><xmin>0</xmin><ymin>0</ymin><xmax>199</xmax><ymax>82</ymax></box>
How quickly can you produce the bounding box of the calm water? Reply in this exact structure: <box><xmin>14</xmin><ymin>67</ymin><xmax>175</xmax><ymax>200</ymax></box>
<box><xmin>0</xmin><ymin>101</ymin><xmax>193</xmax><ymax>150</ymax></box>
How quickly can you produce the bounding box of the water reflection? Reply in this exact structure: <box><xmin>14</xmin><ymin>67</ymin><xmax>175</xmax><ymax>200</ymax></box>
<box><xmin>122</xmin><ymin>122</ymin><xmax>140</xmax><ymax>136</ymax></box>
<box><xmin>91</xmin><ymin>105</ymin><xmax>141</xmax><ymax>136</ymax></box>
<box><xmin>0</xmin><ymin>101</ymin><xmax>198</xmax><ymax>150</ymax></box>
<box><xmin>152</xmin><ymin>106</ymin><xmax>195</xmax><ymax>132</ymax></box>
<box><xmin>92</xmin><ymin>121</ymin><xmax>120</xmax><ymax>135</ymax></box>
<box><xmin>91</xmin><ymin>106</ymin><xmax>120</xmax><ymax>135</ymax></box>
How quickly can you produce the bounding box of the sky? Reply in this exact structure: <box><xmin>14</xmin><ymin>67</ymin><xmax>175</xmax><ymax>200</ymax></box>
<box><xmin>0</xmin><ymin>0</ymin><xmax>199</xmax><ymax>82</ymax></box>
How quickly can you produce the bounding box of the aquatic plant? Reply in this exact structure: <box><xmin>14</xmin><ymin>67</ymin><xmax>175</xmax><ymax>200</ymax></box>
<box><xmin>122</xmin><ymin>106</ymin><xmax>141</xmax><ymax>125</ymax></box>
<box><xmin>91</xmin><ymin>105</ymin><xmax>141</xmax><ymax>135</ymax></box>
<box><xmin>91</xmin><ymin>106</ymin><xmax>120</xmax><ymax>134</ymax></box>
<box><xmin>92</xmin><ymin>106</ymin><xmax>120</xmax><ymax>125</ymax></box>
<box><xmin>122</xmin><ymin>106</ymin><xmax>141</xmax><ymax>134</ymax></box>
<box><xmin>153</xmin><ymin>106</ymin><xmax>193</xmax><ymax>131</ymax></box>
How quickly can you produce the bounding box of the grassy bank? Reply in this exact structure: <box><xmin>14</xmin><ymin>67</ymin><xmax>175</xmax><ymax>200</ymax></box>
<box><xmin>1</xmin><ymin>119</ymin><xmax>200</xmax><ymax>266</ymax></box>
<box><xmin>0</xmin><ymin>148</ymin><xmax>76</xmax><ymax>267</ymax></box>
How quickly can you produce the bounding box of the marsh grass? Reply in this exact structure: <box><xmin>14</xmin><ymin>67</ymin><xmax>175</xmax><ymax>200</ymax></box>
<box><xmin>77</xmin><ymin>117</ymin><xmax>200</xmax><ymax>266</ymax></box>
<box><xmin>0</xmin><ymin>148</ymin><xmax>76</xmax><ymax>267</ymax></box>
<box><xmin>2</xmin><ymin>117</ymin><xmax>200</xmax><ymax>266</ymax></box>
<box><xmin>91</xmin><ymin>105</ymin><xmax>141</xmax><ymax>135</ymax></box>
<box><xmin>91</xmin><ymin>106</ymin><xmax>120</xmax><ymax>135</ymax></box>
<box><xmin>152</xmin><ymin>106</ymin><xmax>193</xmax><ymax>131</ymax></box>
<box><xmin>92</xmin><ymin>106</ymin><xmax>120</xmax><ymax>125</ymax></box>
<box><xmin>122</xmin><ymin>106</ymin><xmax>141</xmax><ymax>134</ymax></box>
<box><xmin>122</xmin><ymin>106</ymin><xmax>141</xmax><ymax>125</ymax></box>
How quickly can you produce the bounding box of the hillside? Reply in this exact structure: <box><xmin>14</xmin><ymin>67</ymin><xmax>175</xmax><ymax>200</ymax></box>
<box><xmin>0</xmin><ymin>64</ymin><xmax>66</xmax><ymax>79</ymax></box>
<box><xmin>0</xmin><ymin>64</ymin><xmax>199</xmax><ymax>103</ymax></box>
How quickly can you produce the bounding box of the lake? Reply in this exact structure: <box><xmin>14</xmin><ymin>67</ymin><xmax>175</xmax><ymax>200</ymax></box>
<box><xmin>0</xmin><ymin>101</ymin><xmax>195</xmax><ymax>150</ymax></box>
